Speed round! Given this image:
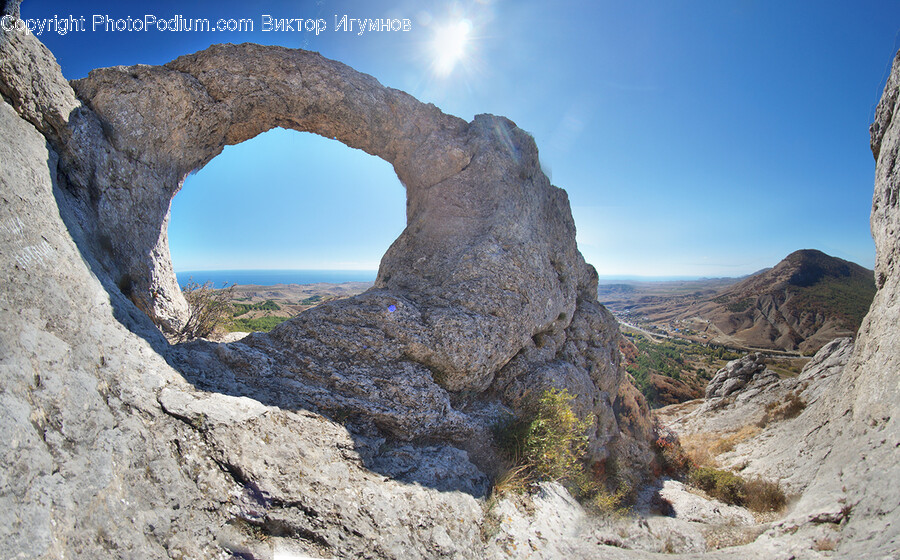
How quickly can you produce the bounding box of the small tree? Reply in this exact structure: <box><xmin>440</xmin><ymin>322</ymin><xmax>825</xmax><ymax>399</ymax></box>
<box><xmin>172</xmin><ymin>280</ymin><xmax>234</xmax><ymax>342</ymax></box>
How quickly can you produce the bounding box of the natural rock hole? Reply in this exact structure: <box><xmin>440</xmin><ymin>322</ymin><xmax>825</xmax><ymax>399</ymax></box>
<box><xmin>168</xmin><ymin>127</ymin><xmax>406</xmax><ymax>280</ymax></box>
<box><xmin>2</xmin><ymin>20</ymin><xmax>899</xmax><ymax>559</ymax></box>
<box><xmin>43</xmin><ymin>42</ymin><xmax>651</xmax><ymax>494</ymax></box>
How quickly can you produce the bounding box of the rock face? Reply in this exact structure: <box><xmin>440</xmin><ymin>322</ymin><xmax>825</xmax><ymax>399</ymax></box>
<box><xmin>704</xmin><ymin>353</ymin><xmax>778</xmax><ymax>399</ymax></box>
<box><xmin>0</xmin><ymin>22</ymin><xmax>652</xmax><ymax>559</ymax></box>
<box><xmin>660</xmin><ymin>338</ymin><xmax>854</xmax><ymax>493</ymax></box>
<box><xmin>2</xmin><ymin>13</ymin><xmax>900</xmax><ymax>559</ymax></box>
<box><xmin>69</xmin><ymin>43</ymin><xmax>589</xmax><ymax>397</ymax></box>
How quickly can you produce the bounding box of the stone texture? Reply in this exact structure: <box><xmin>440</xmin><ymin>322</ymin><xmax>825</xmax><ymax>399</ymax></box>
<box><xmin>2</xmin><ymin>18</ymin><xmax>900</xmax><ymax>560</ymax></box>
<box><xmin>50</xmin><ymin>38</ymin><xmax>640</xmax><ymax>465</ymax></box>
<box><xmin>655</xmin><ymin>479</ymin><xmax>755</xmax><ymax>526</ymax></box>
<box><xmin>67</xmin><ymin>42</ymin><xmax>585</xmax><ymax>397</ymax></box>
<box><xmin>660</xmin><ymin>339</ymin><xmax>853</xmax><ymax>493</ymax></box>
<box><xmin>0</xmin><ymin>28</ymin><xmax>652</xmax><ymax>559</ymax></box>
<box><xmin>704</xmin><ymin>353</ymin><xmax>777</xmax><ymax>400</ymax></box>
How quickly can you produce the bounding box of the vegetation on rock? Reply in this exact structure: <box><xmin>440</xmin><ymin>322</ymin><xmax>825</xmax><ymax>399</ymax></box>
<box><xmin>494</xmin><ymin>388</ymin><xmax>634</xmax><ymax>516</ymax></box>
<box><xmin>173</xmin><ymin>280</ymin><xmax>235</xmax><ymax>342</ymax></box>
<box><xmin>690</xmin><ymin>467</ymin><xmax>786</xmax><ymax>513</ymax></box>
<box><xmin>653</xmin><ymin>422</ymin><xmax>786</xmax><ymax>513</ymax></box>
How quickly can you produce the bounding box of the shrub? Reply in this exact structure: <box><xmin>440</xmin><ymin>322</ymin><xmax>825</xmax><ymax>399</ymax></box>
<box><xmin>691</xmin><ymin>466</ymin><xmax>746</xmax><ymax>505</ymax></box>
<box><xmin>491</xmin><ymin>388</ymin><xmax>641</xmax><ymax>516</ymax></box>
<box><xmin>173</xmin><ymin>280</ymin><xmax>234</xmax><ymax>342</ymax></box>
<box><xmin>522</xmin><ymin>388</ymin><xmax>589</xmax><ymax>483</ymax></box>
<box><xmin>589</xmin><ymin>484</ymin><xmax>631</xmax><ymax>517</ymax></box>
<box><xmin>743</xmin><ymin>477</ymin><xmax>787</xmax><ymax>512</ymax></box>
<box><xmin>758</xmin><ymin>391</ymin><xmax>807</xmax><ymax>427</ymax></box>
<box><xmin>689</xmin><ymin>467</ymin><xmax>787</xmax><ymax>513</ymax></box>
<box><xmin>652</xmin><ymin>422</ymin><xmax>693</xmax><ymax>477</ymax></box>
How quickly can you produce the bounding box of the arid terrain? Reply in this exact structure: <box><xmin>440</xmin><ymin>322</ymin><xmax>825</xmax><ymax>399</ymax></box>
<box><xmin>600</xmin><ymin>250</ymin><xmax>875</xmax><ymax>355</ymax></box>
<box><xmin>216</xmin><ymin>281</ymin><xmax>373</xmax><ymax>334</ymax></box>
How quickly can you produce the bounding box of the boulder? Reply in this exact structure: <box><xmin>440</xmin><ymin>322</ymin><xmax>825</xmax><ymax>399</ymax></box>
<box><xmin>704</xmin><ymin>353</ymin><xmax>777</xmax><ymax>399</ymax></box>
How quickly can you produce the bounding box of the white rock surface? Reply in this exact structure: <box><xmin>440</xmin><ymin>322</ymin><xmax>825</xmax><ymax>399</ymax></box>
<box><xmin>1</xmin><ymin>9</ymin><xmax>899</xmax><ymax>558</ymax></box>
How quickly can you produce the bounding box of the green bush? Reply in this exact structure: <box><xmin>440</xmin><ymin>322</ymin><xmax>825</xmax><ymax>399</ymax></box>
<box><xmin>691</xmin><ymin>467</ymin><xmax>745</xmax><ymax>505</ymax></box>
<box><xmin>522</xmin><ymin>388</ymin><xmax>589</xmax><ymax>483</ymax></box>
<box><xmin>690</xmin><ymin>466</ymin><xmax>786</xmax><ymax>513</ymax></box>
<box><xmin>491</xmin><ymin>388</ymin><xmax>637</xmax><ymax>515</ymax></box>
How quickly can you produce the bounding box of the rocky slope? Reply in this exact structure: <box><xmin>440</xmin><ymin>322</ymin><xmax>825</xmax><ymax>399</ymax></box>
<box><xmin>1</xmin><ymin>6</ymin><xmax>899</xmax><ymax>559</ymax></box>
<box><xmin>0</xmin><ymin>17</ymin><xmax>652</xmax><ymax>559</ymax></box>
<box><xmin>630</xmin><ymin>249</ymin><xmax>875</xmax><ymax>353</ymax></box>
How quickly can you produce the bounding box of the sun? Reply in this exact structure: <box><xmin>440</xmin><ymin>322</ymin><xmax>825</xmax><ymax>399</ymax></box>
<box><xmin>431</xmin><ymin>19</ymin><xmax>472</xmax><ymax>77</ymax></box>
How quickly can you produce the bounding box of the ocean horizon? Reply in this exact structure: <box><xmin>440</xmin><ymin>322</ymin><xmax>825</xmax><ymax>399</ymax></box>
<box><xmin>175</xmin><ymin>269</ymin><xmax>378</xmax><ymax>288</ymax></box>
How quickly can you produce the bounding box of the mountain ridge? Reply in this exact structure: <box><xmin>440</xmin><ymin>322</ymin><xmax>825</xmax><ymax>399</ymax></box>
<box><xmin>701</xmin><ymin>249</ymin><xmax>875</xmax><ymax>352</ymax></box>
<box><xmin>600</xmin><ymin>249</ymin><xmax>875</xmax><ymax>354</ymax></box>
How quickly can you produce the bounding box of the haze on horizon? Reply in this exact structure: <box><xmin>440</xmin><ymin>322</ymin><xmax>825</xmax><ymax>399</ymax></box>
<box><xmin>26</xmin><ymin>0</ymin><xmax>899</xmax><ymax>278</ymax></box>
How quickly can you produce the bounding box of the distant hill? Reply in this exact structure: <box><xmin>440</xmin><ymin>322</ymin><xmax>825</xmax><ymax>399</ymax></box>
<box><xmin>692</xmin><ymin>250</ymin><xmax>875</xmax><ymax>353</ymax></box>
<box><xmin>600</xmin><ymin>250</ymin><xmax>876</xmax><ymax>354</ymax></box>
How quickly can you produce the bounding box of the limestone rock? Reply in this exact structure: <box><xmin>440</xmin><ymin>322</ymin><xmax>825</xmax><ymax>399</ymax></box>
<box><xmin>0</xmin><ymin>29</ymin><xmax>653</xmax><ymax>559</ymax></box>
<box><xmin>4</xmin><ymin>15</ymin><xmax>900</xmax><ymax>559</ymax></box>
<box><xmin>38</xmin><ymin>37</ymin><xmax>645</xmax><ymax>468</ymax></box>
<box><xmin>661</xmin><ymin>339</ymin><xmax>853</xmax><ymax>493</ymax></box>
<box><xmin>1</xmin><ymin>1</ymin><xmax>20</xmax><ymax>18</ymax></box>
<box><xmin>655</xmin><ymin>479</ymin><xmax>755</xmax><ymax>526</ymax></box>
<box><xmin>704</xmin><ymin>353</ymin><xmax>777</xmax><ymax>399</ymax></box>
<box><xmin>66</xmin><ymin>42</ymin><xmax>586</xmax><ymax>398</ymax></box>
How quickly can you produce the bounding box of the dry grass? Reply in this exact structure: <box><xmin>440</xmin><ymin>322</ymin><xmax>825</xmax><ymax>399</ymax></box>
<box><xmin>491</xmin><ymin>464</ymin><xmax>530</xmax><ymax>496</ymax></box>
<box><xmin>743</xmin><ymin>477</ymin><xmax>787</xmax><ymax>513</ymax></box>
<box><xmin>690</xmin><ymin>467</ymin><xmax>787</xmax><ymax>513</ymax></box>
<box><xmin>758</xmin><ymin>391</ymin><xmax>807</xmax><ymax>428</ymax></box>
<box><xmin>680</xmin><ymin>424</ymin><xmax>762</xmax><ymax>467</ymax></box>
<box><xmin>710</xmin><ymin>425</ymin><xmax>762</xmax><ymax>455</ymax></box>
<box><xmin>704</xmin><ymin>525</ymin><xmax>766</xmax><ymax>550</ymax></box>
<box><xmin>679</xmin><ymin>432</ymin><xmax>720</xmax><ymax>467</ymax></box>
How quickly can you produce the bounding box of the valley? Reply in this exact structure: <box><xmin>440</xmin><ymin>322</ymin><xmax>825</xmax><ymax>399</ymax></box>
<box><xmin>600</xmin><ymin>250</ymin><xmax>875</xmax><ymax>356</ymax></box>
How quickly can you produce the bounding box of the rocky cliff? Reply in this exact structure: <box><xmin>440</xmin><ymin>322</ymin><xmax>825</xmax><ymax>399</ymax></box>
<box><xmin>0</xmin><ymin>18</ymin><xmax>652</xmax><ymax>560</ymax></box>
<box><xmin>1</xmin><ymin>10</ymin><xmax>898</xmax><ymax>559</ymax></box>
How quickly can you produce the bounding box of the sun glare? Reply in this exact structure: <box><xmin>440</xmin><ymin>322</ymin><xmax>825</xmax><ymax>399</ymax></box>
<box><xmin>432</xmin><ymin>19</ymin><xmax>472</xmax><ymax>77</ymax></box>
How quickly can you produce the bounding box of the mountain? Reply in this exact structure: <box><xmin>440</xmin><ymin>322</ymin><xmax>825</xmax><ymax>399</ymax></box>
<box><xmin>674</xmin><ymin>250</ymin><xmax>875</xmax><ymax>353</ymax></box>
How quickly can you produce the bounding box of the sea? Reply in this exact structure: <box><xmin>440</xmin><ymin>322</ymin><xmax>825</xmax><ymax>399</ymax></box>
<box><xmin>175</xmin><ymin>269</ymin><xmax>377</xmax><ymax>288</ymax></box>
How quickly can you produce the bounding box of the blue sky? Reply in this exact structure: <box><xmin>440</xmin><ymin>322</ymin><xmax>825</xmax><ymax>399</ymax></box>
<box><xmin>21</xmin><ymin>1</ymin><xmax>900</xmax><ymax>277</ymax></box>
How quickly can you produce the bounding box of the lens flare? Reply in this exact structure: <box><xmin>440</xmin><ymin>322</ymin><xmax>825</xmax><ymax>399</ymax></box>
<box><xmin>431</xmin><ymin>19</ymin><xmax>472</xmax><ymax>77</ymax></box>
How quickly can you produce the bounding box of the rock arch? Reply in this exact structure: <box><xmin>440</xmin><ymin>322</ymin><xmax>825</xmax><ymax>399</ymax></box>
<box><xmin>0</xmin><ymin>34</ymin><xmax>648</xmax><ymax>464</ymax></box>
<box><xmin>70</xmin><ymin>43</ymin><xmax>598</xmax><ymax>393</ymax></box>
